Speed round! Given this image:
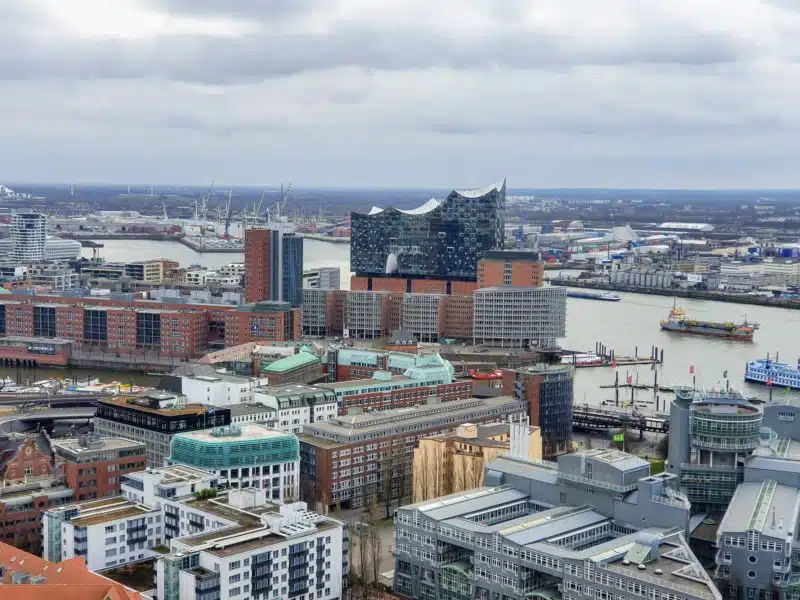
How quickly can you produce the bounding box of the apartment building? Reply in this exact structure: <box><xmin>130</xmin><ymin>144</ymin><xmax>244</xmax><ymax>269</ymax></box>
<box><xmin>223</xmin><ymin>301</ymin><xmax>303</xmax><ymax>346</ymax></box>
<box><xmin>93</xmin><ymin>393</ymin><xmax>231</xmax><ymax>468</ymax></box>
<box><xmin>179</xmin><ymin>365</ymin><xmax>268</xmax><ymax>407</ymax></box>
<box><xmin>298</xmin><ymin>396</ymin><xmax>526</xmax><ymax>511</ymax></box>
<box><xmin>301</xmin><ymin>288</ymin><xmax>346</xmax><ymax>337</ymax></box>
<box><xmin>394</xmin><ymin>450</ymin><xmax>720</xmax><ymax>600</ymax></box>
<box><xmin>51</xmin><ymin>434</ymin><xmax>147</xmax><ymax>501</ymax></box>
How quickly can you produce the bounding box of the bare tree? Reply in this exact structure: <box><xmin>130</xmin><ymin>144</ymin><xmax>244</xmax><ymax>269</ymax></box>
<box><xmin>467</xmin><ymin>455</ymin><xmax>484</xmax><ymax>490</ymax></box>
<box><xmin>414</xmin><ymin>444</ymin><xmax>435</xmax><ymax>502</ymax></box>
<box><xmin>300</xmin><ymin>476</ymin><xmax>319</xmax><ymax>511</ymax></box>
<box><xmin>366</xmin><ymin>501</ymin><xmax>383</xmax><ymax>589</ymax></box>
<box><xmin>380</xmin><ymin>454</ymin><xmax>394</xmax><ymax>519</ymax></box>
<box><xmin>452</xmin><ymin>457</ymin><xmax>467</xmax><ymax>494</ymax></box>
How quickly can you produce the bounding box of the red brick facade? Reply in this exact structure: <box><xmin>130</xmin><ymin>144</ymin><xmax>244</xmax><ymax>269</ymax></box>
<box><xmin>2</xmin><ymin>438</ymin><xmax>53</xmax><ymax>484</ymax></box>
<box><xmin>224</xmin><ymin>307</ymin><xmax>302</xmax><ymax>346</ymax></box>
<box><xmin>244</xmin><ymin>228</ymin><xmax>276</xmax><ymax>303</ymax></box>
<box><xmin>60</xmin><ymin>454</ymin><xmax>147</xmax><ymax>502</ymax></box>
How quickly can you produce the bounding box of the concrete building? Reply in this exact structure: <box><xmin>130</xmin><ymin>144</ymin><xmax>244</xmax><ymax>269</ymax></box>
<box><xmin>666</xmin><ymin>388</ymin><xmax>763</xmax><ymax>514</ymax></box>
<box><xmin>473</xmin><ymin>286</ymin><xmax>566</xmax><ymax>349</ymax></box>
<box><xmin>0</xmin><ymin>541</ymin><xmax>141</xmax><ymax>600</ymax></box>
<box><xmin>394</xmin><ymin>450</ymin><xmax>719</xmax><ymax>600</ymax></box>
<box><xmin>298</xmin><ymin>396</ymin><xmax>527</xmax><ymax>511</ymax></box>
<box><xmin>11</xmin><ymin>213</ymin><xmax>47</xmax><ymax>262</ymax></box>
<box><xmin>252</xmin><ymin>383</ymin><xmax>338</xmax><ymax>433</ymax></box>
<box><xmin>50</xmin><ymin>434</ymin><xmax>147</xmax><ymax>501</ymax></box>
<box><xmin>344</xmin><ymin>290</ymin><xmax>392</xmax><ymax>339</ymax></box>
<box><xmin>229</xmin><ymin>402</ymin><xmax>278</xmax><ymax>427</ymax></box>
<box><xmin>223</xmin><ymin>301</ymin><xmax>303</xmax><ymax>346</ymax></box>
<box><xmin>412</xmin><ymin>421</ymin><xmax>542</xmax><ymax>503</ymax></box>
<box><xmin>169</xmin><ymin>424</ymin><xmax>300</xmax><ymax>501</ymax></box>
<box><xmin>42</xmin><ymin>495</ymin><xmax>162</xmax><ymax>571</ymax></box>
<box><xmin>93</xmin><ymin>393</ymin><xmax>231</xmax><ymax>468</ymax></box>
<box><xmin>502</xmin><ymin>364</ymin><xmax>575</xmax><ymax>459</ymax></box>
<box><xmin>303</xmin><ymin>266</ymin><xmax>341</xmax><ymax>290</ymax></box>
<box><xmin>401</xmin><ymin>293</ymin><xmax>443</xmax><ymax>342</ymax></box>
<box><xmin>477</xmin><ymin>250</ymin><xmax>545</xmax><ymax>288</ymax></box>
<box><xmin>316</xmin><ymin>353</ymin><xmax>471</xmax><ymax>414</ymax></box>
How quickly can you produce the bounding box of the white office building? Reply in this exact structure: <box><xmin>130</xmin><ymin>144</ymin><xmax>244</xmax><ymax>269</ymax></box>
<box><xmin>168</xmin><ymin>424</ymin><xmax>301</xmax><ymax>501</ymax></box>
<box><xmin>303</xmin><ymin>267</ymin><xmax>341</xmax><ymax>290</ymax></box>
<box><xmin>11</xmin><ymin>212</ymin><xmax>47</xmax><ymax>262</ymax></box>
<box><xmin>44</xmin><ymin>236</ymin><xmax>82</xmax><ymax>260</ymax></box>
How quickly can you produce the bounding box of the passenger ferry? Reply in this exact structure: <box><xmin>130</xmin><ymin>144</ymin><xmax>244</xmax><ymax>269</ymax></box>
<box><xmin>744</xmin><ymin>357</ymin><xmax>800</xmax><ymax>390</ymax></box>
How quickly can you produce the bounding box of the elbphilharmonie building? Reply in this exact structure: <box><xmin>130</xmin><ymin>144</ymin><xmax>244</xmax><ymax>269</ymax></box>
<box><xmin>350</xmin><ymin>180</ymin><xmax>506</xmax><ymax>280</ymax></box>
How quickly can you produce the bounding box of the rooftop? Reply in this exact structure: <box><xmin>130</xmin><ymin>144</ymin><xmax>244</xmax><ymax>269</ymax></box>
<box><xmin>172</xmin><ymin>423</ymin><xmax>295</xmax><ymax>443</ymax></box>
<box><xmin>718</xmin><ymin>480</ymin><xmax>800</xmax><ymax>536</ymax></box>
<box><xmin>262</xmin><ymin>351</ymin><xmax>320</xmax><ymax>373</ymax></box>
<box><xmin>254</xmin><ymin>383</ymin><xmax>332</xmax><ymax>397</ymax></box>
<box><xmin>229</xmin><ymin>403</ymin><xmax>276</xmax><ymax>417</ymax></box>
<box><xmin>124</xmin><ymin>464</ymin><xmax>215</xmax><ymax>486</ymax></box>
<box><xmin>0</xmin><ymin>542</ymin><xmax>140</xmax><ymax>600</ymax></box>
<box><xmin>100</xmin><ymin>396</ymin><xmax>214</xmax><ymax>417</ymax></box>
<box><xmin>51</xmin><ymin>436</ymin><xmax>146</xmax><ymax>455</ymax></box>
<box><xmin>300</xmin><ymin>396</ymin><xmax>523</xmax><ymax>440</ymax></box>
<box><xmin>63</xmin><ymin>497</ymin><xmax>154</xmax><ymax>527</ymax></box>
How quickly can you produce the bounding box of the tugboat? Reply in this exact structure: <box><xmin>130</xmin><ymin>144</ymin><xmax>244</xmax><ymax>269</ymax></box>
<box><xmin>660</xmin><ymin>301</ymin><xmax>756</xmax><ymax>341</ymax></box>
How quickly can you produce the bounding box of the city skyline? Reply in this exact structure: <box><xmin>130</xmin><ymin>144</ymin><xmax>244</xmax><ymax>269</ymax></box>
<box><xmin>1</xmin><ymin>1</ymin><xmax>800</xmax><ymax>188</ymax></box>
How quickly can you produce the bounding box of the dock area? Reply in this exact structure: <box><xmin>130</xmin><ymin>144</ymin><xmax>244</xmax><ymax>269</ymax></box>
<box><xmin>560</xmin><ymin>342</ymin><xmax>664</xmax><ymax>369</ymax></box>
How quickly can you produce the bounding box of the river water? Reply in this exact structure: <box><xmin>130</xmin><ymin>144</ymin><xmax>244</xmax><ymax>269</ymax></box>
<box><xmin>10</xmin><ymin>240</ymin><xmax>797</xmax><ymax>407</ymax></box>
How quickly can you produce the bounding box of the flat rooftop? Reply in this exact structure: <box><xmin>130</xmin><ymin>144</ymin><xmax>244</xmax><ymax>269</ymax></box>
<box><xmin>254</xmin><ymin>383</ymin><xmax>330</xmax><ymax>396</ymax></box>
<box><xmin>100</xmin><ymin>396</ymin><xmax>213</xmax><ymax>417</ymax></box>
<box><xmin>173</xmin><ymin>423</ymin><xmax>293</xmax><ymax>443</ymax></box>
<box><xmin>126</xmin><ymin>464</ymin><xmax>215</xmax><ymax>486</ymax></box>
<box><xmin>51</xmin><ymin>437</ymin><xmax>146</xmax><ymax>454</ymax></box>
<box><xmin>65</xmin><ymin>497</ymin><xmax>154</xmax><ymax>527</ymax></box>
<box><xmin>718</xmin><ymin>480</ymin><xmax>800</xmax><ymax>535</ymax></box>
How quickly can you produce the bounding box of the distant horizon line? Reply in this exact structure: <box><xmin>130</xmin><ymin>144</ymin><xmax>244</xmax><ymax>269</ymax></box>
<box><xmin>5</xmin><ymin>181</ymin><xmax>800</xmax><ymax>193</ymax></box>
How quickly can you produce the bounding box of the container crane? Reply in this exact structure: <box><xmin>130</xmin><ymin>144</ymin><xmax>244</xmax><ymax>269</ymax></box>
<box><xmin>224</xmin><ymin>189</ymin><xmax>233</xmax><ymax>239</ymax></box>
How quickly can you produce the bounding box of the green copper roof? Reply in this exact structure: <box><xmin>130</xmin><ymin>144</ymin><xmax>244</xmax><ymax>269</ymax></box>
<box><xmin>262</xmin><ymin>351</ymin><xmax>320</xmax><ymax>373</ymax></box>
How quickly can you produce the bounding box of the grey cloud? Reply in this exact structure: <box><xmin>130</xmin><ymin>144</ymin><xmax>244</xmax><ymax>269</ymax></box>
<box><xmin>153</xmin><ymin>0</ymin><xmax>318</xmax><ymax>20</ymax></box>
<box><xmin>0</xmin><ymin>29</ymin><xmax>754</xmax><ymax>85</ymax></box>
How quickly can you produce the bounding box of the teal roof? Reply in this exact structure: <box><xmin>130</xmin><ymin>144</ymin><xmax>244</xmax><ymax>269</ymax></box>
<box><xmin>263</xmin><ymin>351</ymin><xmax>320</xmax><ymax>373</ymax></box>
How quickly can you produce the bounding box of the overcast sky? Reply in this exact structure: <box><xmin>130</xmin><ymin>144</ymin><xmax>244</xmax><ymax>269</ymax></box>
<box><xmin>3</xmin><ymin>0</ymin><xmax>800</xmax><ymax>188</ymax></box>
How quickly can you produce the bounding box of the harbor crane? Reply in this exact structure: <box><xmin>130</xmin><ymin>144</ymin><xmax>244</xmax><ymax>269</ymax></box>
<box><xmin>224</xmin><ymin>189</ymin><xmax>233</xmax><ymax>238</ymax></box>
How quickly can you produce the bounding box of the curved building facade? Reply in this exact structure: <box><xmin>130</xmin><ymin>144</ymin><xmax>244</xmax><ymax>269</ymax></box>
<box><xmin>169</xmin><ymin>424</ymin><xmax>300</xmax><ymax>502</ymax></box>
<box><xmin>350</xmin><ymin>180</ymin><xmax>506</xmax><ymax>279</ymax></box>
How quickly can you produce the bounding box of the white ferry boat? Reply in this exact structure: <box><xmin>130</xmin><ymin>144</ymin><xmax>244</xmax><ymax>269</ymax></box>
<box><xmin>744</xmin><ymin>358</ymin><xmax>800</xmax><ymax>390</ymax></box>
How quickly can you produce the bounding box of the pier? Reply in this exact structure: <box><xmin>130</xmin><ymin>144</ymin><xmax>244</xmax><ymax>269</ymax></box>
<box><xmin>560</xmin><ymin>342</ymin><xmax>664</xmax><ymax>369</ymax></box>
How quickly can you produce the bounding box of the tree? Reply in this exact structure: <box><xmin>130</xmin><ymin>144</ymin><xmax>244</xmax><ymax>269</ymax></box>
<box><xmin>366</xmin><ymin>501</ymin><xmax>383</xmax><ymax>589</ymax></box>
<box><xmin>656</xmin><ymin>435</ymin><xmax>669</xmax><ymax>459</ymax></box>
<box><xmin>414</xmin><ymin>443</ymin><xmax>436</xmax><ymax>502</ymax></box>
<box><xmin>300</xmin><ymin>474</ymin><xmax>320</xmax><ymax>511</ymax></box>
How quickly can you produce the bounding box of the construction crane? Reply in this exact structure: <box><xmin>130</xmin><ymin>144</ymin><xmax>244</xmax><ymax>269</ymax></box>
<box><xmin>162</xmin><ymin>201</ymin><xmax>168</xmax><ymax>220</ymax></box>
<box><xmin>276</xmin><ymin>182</ymin><xmax>292</xmax><ymax>220</ymax></box>
<box><xmin>224</xmin><ymin>189</ymin><xmax>233</xmax><ymax>239</ymax></box>
<box><xmin>198</xmin><ymin>181</ymin><xmax>215</xmax><ymax>232</ymax></box>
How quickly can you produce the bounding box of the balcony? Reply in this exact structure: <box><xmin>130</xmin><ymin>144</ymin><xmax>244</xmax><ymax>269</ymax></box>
<box><xmin>715</xmin><ymin>550</ymin><xmax>731</xmax><ymax>566</ymax></box>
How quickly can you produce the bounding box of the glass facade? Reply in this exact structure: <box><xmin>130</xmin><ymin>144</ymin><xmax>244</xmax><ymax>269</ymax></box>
<box><xmin>169</xmin><ymin>428</ymin><xmax>299</xmax><ymax>469</ymax></box>
<box><xmin>137</xmin><ymin>312</ymin><xmax>162</xmax><ymax>347</ymax></box>
<box><xmin>33</xmin><ymin>305</ymin><xmax>56</xmax><ymax>337</ymax></box>
<box><xmin>350</xmin><ymin>181</ymin><xmax>506</xmax><ymax>279</ymax></box>
<box><xmin>0</xmin><ymin>304</ymin><xmax>5</xmax><ymax>335</ymax></box>
<box><xmin>282</xmin><ymin>234</ymin><xmax>304</xmax><ymax>308</ymax></box>
<box><xmin>83</xmin><ymin>308</ymin><xmax>108</xmax><ymax>341</ymax></box>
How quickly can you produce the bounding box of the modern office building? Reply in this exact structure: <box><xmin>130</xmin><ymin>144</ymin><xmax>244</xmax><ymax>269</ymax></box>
<box><xmin>302</xmin><ymin>288</ymin><xmax>346</xmax><ymax>337</ymax></box>
<box><xmin>169</xmin><ymin>424</ymin><xmax>300</xmax><ymax>501</ymax></box>
<box><xmin>11</xmin><ymin>212</ymin><xmax>47</xmax><ymax>262</ymax></box>
<box><xmin>244</xmin><ymin>227</ymin><xmax>304</xmax><ymax>307</ymax></box>
<box><xmin>223</xmin><ymin>300</ymin><xmax>302</xmax><ymax>346</ymax></box>
<box><xmin>315</xmin><ymin>353</ymin><xmax>471</xmax><ymax>414</ymax></box>
<box><xmin>477</xmin><ymin>250</ymin><xmax>545</xmax><ymax>288</ymax></box>
<box><xmin>350</xmin><ymin>180</ymin><xmax>506</xmax><ymax>280</ymax></box>
<box><xmin>394</xmin><ymin>450</ymin><xmax>721</xmax><ymax>600</ymax></box>
<box><xmin>252</xmin><ymin>383</ymin><xmax>338</xmax><ymax>433</ymax></box>
<box><xmin>666</xmin><ymin>388</ymin><xmax>763</xmax><ymax>514</ymax></box>
<box><xmin>412</xmin><ymin>421</ymin><xmax>542</xmax><ymax>503</ymax></box>
<box><xmin>298</xmin><ymin>396</ymin><xmax>526</xmax><ymax>511</ymax></box>
<box><xmin>93</xmin><ymin>393</ymin><xmax>231</xmax><ymax>468</ymax></box>
<box><xmin>303</xmin><ymin>266</ymin><xmax>341</xmax><ymax>290</ymax></box>
<box><xmin>50</xmin><ymin>434</ymin><xmax>148</xmax><ymax>501</ymax></box>
<box><xmin>43</xmin><ymin>236</ymin><xmax>82</xmax><ymax>261</ymax></box>
<box><xmin>177</xmin><ymin>364</ymin><xmax>267</xmax><ymax>407</ymax></box>
<box><xmin>502</xmin><ymin>364</ymin><xmax>575</xmax><ymax>459</ymax></box>
<box><xmin>472</xmin><ymin>286</ymin><xmax>567</xmax><ymax>348</ymax></box>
